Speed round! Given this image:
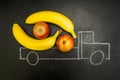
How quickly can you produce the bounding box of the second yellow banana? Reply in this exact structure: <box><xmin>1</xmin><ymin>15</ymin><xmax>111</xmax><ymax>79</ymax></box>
<box><xmin>26</xmin><ymin>11</ymin><xmax>77</xmax><ymax>38</ymax></box>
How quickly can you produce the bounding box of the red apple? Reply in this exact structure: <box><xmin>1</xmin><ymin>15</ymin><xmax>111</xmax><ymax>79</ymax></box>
<box><xmin>56</xmin><ymin>34</ymin><xmax>74</xmax><ymax>53</ymax></box>
<box><xmin>33</xmin><ymin>22</ymin><xmax>50</xmax><ymax>39</ymax></box>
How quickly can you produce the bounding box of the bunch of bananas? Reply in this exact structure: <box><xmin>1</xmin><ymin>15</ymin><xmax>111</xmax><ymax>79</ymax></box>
<box><xmin>12</xmin><ymin>11</ymin><xmax>77</xmax><ymax>51</ymax></box>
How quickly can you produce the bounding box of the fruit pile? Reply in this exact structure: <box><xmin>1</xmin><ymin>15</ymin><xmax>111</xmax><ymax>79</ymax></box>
<box><xmin>12</xmin><ymin>11</ymin><xmax>77</xmax><ymax>52</ymax></box>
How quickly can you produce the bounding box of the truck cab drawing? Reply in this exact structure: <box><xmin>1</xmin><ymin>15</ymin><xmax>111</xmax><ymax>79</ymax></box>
<box><xmin>19</xmin><ymin>31</ymin><xmax>111</xmax><ymax>66</ymax></box>
<box><xmin>77</xmin><ymin>31</ymin><xmax>110</xmax><ymax>65</ymax></box>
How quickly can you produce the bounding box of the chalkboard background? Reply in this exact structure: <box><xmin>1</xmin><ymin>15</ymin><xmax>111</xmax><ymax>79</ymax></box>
<box><xmin>0</xmin><ymin>0</ymin><xmax>120</xmax><ymax>80</ymax></box>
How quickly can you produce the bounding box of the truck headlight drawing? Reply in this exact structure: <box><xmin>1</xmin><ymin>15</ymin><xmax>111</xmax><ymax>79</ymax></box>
<box><xmin>19</xmin><ymin>31</ymin><xmax>111</xmax><ymax>66</ymax></box>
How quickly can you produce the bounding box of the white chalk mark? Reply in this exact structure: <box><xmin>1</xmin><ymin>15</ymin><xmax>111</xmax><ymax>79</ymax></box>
<box><xmin>19</xmin><ymin>47</ymin><xmax>26</xmax><ymax>60</ymax></box>
<box><xmin>26</xmin><ymin>51</ymin><xmax>39</xmax><ymax>66</ymax></box>
<box><xmin>52</xmin><ymin>47</ymin><xmax>78</xmax><ymax>49</ymax></box>
<box><xmin>82</xmin><ymin>42</ymin><xmax>111</xmax><ymax>60</ymax></box>
<box><xmin>77</xmin><ymin>32</ymin><xmax>80</xmax><ymax>59</ymax></box>
<box><xmin>38</xmin><ymin>58</ymin><xmax>79</xmax><ymax>60</ymax></box>
<box><xmin>90</xmin><ymin>50</ymin><xmax>105</xmax><ymax>65</ymax></box>
<box><xmin>80</xmin><ymin>58</ymin><xmax>89</xmax><ymax>59</ymax></box>
<box><xmin>78</xmin><ymin>31</ymin><xmax>95</xmax><ymax>60</ymax></box>
<box><xmin>78</xmin><ymin>31</ymin><xmax>94</xmax><ymax>43</ymax></box>
<box><xmin>107</xmin><ymin>43</ymin><xmax>111</xmax><ymax>60</ymax></box>
<box><xmin>18</xmin><ymin>30</ymin><xmax>111</xmax><ymax>66</ymax></box>
<box><xmin>81</xmin><ymin>32</ymin><xmax>83</xmax><ymax>58</ymax></box>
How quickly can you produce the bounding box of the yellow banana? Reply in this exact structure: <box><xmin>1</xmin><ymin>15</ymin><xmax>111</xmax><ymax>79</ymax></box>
<box><xmin>25</xmin><ymin>11</ymin><xmax>77</xmax><ymax>38</ymax></box>
<box><xmin>12</xmin><ymin>23</ymin><xmax>62</xmax><ymax>51</ymax></box>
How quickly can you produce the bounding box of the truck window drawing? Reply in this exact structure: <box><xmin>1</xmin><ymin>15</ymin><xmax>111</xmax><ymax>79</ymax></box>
<box><xmin>19</xmin><ymin>31</ymin><xmax>111</xmax><ymax>66</ymax></box>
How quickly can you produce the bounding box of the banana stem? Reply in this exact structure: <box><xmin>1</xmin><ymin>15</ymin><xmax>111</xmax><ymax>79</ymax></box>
<box><xmin>58</xmin><ymin>29</ymin><xmax>62</xmax><ymax>34</ymax></box>
<box><xmin>53</xmin><ymin>29</ymin><xmax>62</xmax><ymax>38</ymax></box>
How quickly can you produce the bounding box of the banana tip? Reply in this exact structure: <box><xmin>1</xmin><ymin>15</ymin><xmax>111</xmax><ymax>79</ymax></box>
<box><xmin>73</xmin><ymin>36</ymin><xmax>77</xmax><ymax>39</ymax></box>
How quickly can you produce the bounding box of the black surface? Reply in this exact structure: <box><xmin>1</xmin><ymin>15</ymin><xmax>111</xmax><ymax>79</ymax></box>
<box><xmin>0</xmin><ymin>0</ymin><xmax>120</xmax><ymax>80</ymax></box>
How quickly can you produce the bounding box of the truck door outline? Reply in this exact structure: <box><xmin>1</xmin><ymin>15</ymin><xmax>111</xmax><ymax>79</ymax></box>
<box><xmin>19</xmin><ymin>31</ymin><xmax>111</xmax><ymax>66</ymax></box>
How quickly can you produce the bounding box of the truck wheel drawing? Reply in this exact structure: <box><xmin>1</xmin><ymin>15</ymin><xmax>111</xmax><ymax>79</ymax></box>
<box><xmin>26</xmin><ymin>51</ymin><xmax>39</xmax><ymax>66</ymax></box>
<box><xmin>19</xmin><ymin>31</ymin><xmax>111</xmax><ymax>66</ymax></box>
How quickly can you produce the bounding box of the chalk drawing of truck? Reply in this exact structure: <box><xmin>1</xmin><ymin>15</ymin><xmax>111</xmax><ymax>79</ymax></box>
<box><xmin>19</xmin><ymin>31</ymin><xmax>111</xmax><ymax>66</ymax></box>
